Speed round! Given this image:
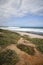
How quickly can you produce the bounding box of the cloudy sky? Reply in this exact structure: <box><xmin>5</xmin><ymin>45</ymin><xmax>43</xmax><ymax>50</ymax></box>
<box><xmin>0</xmin><ymin>0</ymin><xmax>43</xmax><ymax>27</ymax></box>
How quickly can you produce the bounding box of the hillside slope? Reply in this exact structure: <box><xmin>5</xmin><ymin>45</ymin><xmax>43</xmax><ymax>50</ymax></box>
<box><xmin>0</xmin><ymin>29</ymin><xmax>43</xmax><ymax>65</ymax></box>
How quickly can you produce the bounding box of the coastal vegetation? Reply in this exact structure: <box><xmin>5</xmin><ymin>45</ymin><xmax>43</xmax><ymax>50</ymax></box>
<box><xmin>0</xmin><ymin>29</ymin><xmax>21</xmax><ymax>48</ymax></box>
<box><xmin>23</xmin><ymin>35</ymin><xmax>43</xmax><ymax>53</ymax></box>
<box><xmin>0</xmin><ymin>29</ymin><xmax>43</xmax><ymax>53</ymax></box>
<box><xmin>0</xmin><ymin>49</ymin><xmax>19</xmax><ymax>65</ymax></box>
<box><xmin>17</xmin><ymin>44</ymin><xmax>35</xmax><ymax>55</ymax></box>
<box><xmin>0</xmin><ymin>29</ymin><xmax>43</xmax><ymax>65</ymax></box>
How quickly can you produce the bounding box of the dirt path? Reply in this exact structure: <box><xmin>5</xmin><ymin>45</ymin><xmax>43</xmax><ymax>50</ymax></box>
<box><xmin>6</xmin><ymin>44</ymin><xmax>33</xmax><ymax>65</ymax></box>
<box><xmin>6</xmin><ymin>44</ymin><xmax>43</xmax><ymax>65</ymax></box>
<box><xmin>5</xmin><ymin>44</ymin><xmax>43</xmax><ymax>65</ymax></box>
<box><xmin>6</xmin><ymin>44</ymin><xmax>25</xmax><ymax>55</ymax></box>
<box><xmin>18</xmin><ymin>38</ymin><xmax>39</xmax><ymax>55</ymax></box>
<box><xmin>1</xmin><ymin>37</ymin><xmax>43</xmax><ymax>65</ymax></box>
<box><xmin>18</xmin><ymin>38</ymin><xmax>35</xmax><ymax>47</ymax></box>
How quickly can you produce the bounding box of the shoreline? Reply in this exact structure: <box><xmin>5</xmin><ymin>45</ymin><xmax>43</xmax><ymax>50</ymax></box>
<box><xmin>17</xmin><ymin>31</ymin><xmax>43</xmax><ymax>39</ymax></box>
<box><xmin>0</xmin><ymin>29</ymin><xmax>43</xmax><ymax>39</ymax></box>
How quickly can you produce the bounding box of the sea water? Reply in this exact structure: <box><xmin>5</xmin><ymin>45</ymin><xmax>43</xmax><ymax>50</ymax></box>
<box><xmin>0</xmin><ymin>27</ymin><xmax>43</xmax><ymax>35</ymax></box>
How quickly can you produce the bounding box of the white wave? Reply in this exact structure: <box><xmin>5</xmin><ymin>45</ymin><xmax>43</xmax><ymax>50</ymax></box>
<box><xmin>0</xmin><ymin>27</ymin><xmax>43</xmax><ymax>33</ymax></box>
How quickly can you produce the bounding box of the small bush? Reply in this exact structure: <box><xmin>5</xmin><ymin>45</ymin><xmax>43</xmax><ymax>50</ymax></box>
<box><xmin>36</xmin><ymin>45</ymin><xmax>43</xmax><ymax>53</ymax></box>
<box><xmin>31</xmin><ymin>38</ymin><xmax>43</xmax><ymax>46</ymax></box>
<box><xmin>22</xmin><ymin>35</ymin><xmax>43</xmax><ymax>54</ymax></box>
<box><xmin>22</xmin><ymin>35</ymin><xmax>43</xmax><ymax>46</ymax></box>
<box><xmin>17</xmin><ymin>44</ymin><xmax>35</xmax><ymax>55</ymax></box>
<box><xmin>0</xmin><ymin>49</ymin><xmax>19</xmax><ymax>65</ymax></box>
<box><xmin>0</xmin><ymin>29</ymin><xmax>21</xmax><ymax>47</ymax></box>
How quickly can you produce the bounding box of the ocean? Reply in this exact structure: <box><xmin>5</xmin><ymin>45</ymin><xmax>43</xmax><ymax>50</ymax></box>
<box><xmin>0</xmin><ymin>27</ymin><xmax>43</xmax><ymax>35</ymax></box>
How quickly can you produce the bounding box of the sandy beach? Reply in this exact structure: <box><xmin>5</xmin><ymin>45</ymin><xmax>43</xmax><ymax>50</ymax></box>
<box><xmin>17</xmin><ymin>32</ymin><xmax>43</xmax><ymax>39</ymax></box>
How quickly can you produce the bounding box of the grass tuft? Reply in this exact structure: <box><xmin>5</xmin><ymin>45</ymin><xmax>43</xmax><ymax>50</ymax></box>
<box><xmin>0</xmin><ymin>29</ymin><xmax>21</xmax><ymax>47</ymax></box>
<box><xmin>17</xmin><ymin>44</ymin><xmax>35</xmax><ymax>55</ymax></box>
<box><xmin>0</xmin><ymin>49</ymin><xmax>19</xmax><ymax>65</ymax></box>
<box><xmin>22</xmin><ymin>35</ymin><xmax>43</xmax><ymax>53</ymax></box>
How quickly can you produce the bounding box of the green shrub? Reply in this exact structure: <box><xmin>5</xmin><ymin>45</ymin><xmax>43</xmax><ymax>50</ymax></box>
<box><xmin>17</xmin><ymin>44</ymin><xmax>35</xmax><ymax>55</ymax></box>
<box><xmin>0</xmin><ymin>29</ymin><xmax>21</xmax><ymax>47</ymax></box>
<box><xmin>36</xmin><ymin>45</ymin><xmax>43</xmax><ymax>53</ymax></box>
<box><xmin>22</xmin><ymin>35</ymin><xmax>43</xmax><ymax>46</ymax></box>
<box><xmin>31</xmin><ymin>38</ymin><xmax>43</xmax><ymax>46</ymax></box>
<box><xmin>0</xmin><ymin>49</ymin><xmax>19</xmax><ymax>65</ymax></box>
<box><xmin>22</xmin><ymin>35</ymin><xmax>43</xmax><ymax>54</ymax></box>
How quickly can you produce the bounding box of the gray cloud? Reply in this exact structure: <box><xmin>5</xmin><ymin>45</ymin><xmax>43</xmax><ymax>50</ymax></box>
<box><xmin>0</xmin><ymin>0</ymin><xmax>9</xmax><ymax>6</ymax></box>
<box><xmin>0</xmin><ymin>0</ymin><xmax>43</xmax><ymax>18</ymax></box>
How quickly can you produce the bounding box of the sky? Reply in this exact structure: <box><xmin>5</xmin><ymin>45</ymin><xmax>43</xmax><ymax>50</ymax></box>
<box><xmin>0</xmin><ymin>0</ymin><xmax>43</xmax><ymax>27</ymax></box>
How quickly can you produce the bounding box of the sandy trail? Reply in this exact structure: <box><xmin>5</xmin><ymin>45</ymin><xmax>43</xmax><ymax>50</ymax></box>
<box><xmin>18</xmin><ymin>38</ymin><xmax>39</xmax><ymax>55</ymax></box>
<box><xmin>6</xmin><ymin>44</ymin><xmax>33</xmax><ymax>65</ymax></box>
<box><xmin>6</xmin><ymin>44</ymin><xmax>43</xmax><ymax>65</ymax></box>
<box><xmin>6</xmin><ymin>44</ymin><xmax>24</xmax><ymax>55</ymax></box>
<box><xmin>18</xmin><ymin>38</ymin><xmax>35</xmax><ymax>47</ymax></box>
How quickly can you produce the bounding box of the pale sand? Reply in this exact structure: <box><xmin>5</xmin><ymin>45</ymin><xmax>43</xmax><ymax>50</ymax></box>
<box><xmin>17</xmin><ymin>32</ymin><xmax>43</xmax><ymax>39</ymax></box>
